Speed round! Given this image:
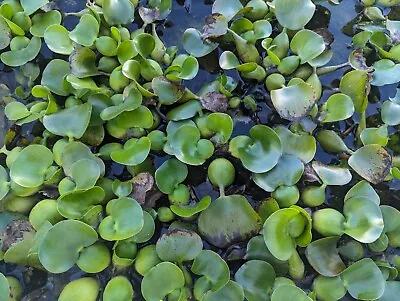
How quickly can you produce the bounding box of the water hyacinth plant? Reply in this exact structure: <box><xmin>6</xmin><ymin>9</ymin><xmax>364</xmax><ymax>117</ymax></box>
<box><xmin>0</xmin><ymin>0</ymin><xmax>400</xmax><ymax>300</ymax></box>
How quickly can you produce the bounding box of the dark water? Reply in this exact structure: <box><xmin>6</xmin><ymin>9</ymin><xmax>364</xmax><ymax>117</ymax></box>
<box><xmin>0</xmin><ymin>0</ymin><xmax>399</xmax><ymax>300</ymax></box>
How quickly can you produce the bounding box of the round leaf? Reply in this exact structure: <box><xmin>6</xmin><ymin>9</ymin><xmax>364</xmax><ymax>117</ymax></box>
<box><xmin>39</xmin><ymin>220</ymin><xmax>98</xmax><ymax>273</ymax></box>
<box><xmin>69</xmin><ymin>14</ymin><xmax>99</xmax><ymax>47</ymax></box>
<box><xmin>110</xmin><ymin>137</ymin><xmax>151</xmax><ymax>166</ymax></box>
<box><xmin>202</xmin><ymin>281</ymin><xmax>244</xmax><ymax>301</ymax></box>
<box><xmin>312</xmin><ymin>161</ymin><xmax>352</xmax><ymax>186</ymax></box>
<box><xmin>1</xmin><ymin>36</ymin><xmax>41</xmax><ymax>67</ymax></box>
<box><xmin>341</xmin><ymin>258</ymin><xmax>385</xmax><ymax>300</ymax></box>
<box><xmin>155</xmin><ymin>158</ymin><xmax>188</xmax><ymax>194</ymax></box>
<box><xmin>99</xmin><ymin>197</ymin><xmax>144</xmax><ymax>241</ymax></box>
<box><xmin>275</xmin><ymin>0</ymin><xmax>316</xmax><ymax>30</ymax></box>
<box><xmin>183</xmin><ymin>28</ymin><xmax>218</xmax><ymax>58</ymax></box>
<box><xmin>141</xmin><ymin>262</ymin><xmax>185</xmax><ymax>301</ymax></box>
<box><xmin>156</xmin><ymin>228</ymin><xmax>203</xmax><ymax>262</ymax></box>
<box><xmin>305</xmin><ymin>237</ymin><xmax>346</xmax><ymax>277</ymax></box>
<box><xmin>191</xmin><ymin>250</ymin><xmax>230</xmax><ymax>291</ymax></box>
<box><xmin>43</xmin><ymin>102</ymin><xmax>92</xmax><ymax>139</ymax></box>
<box><xmin>290</xmin><ymin>29</ymin><xmax>325</xmax><ymax>64</ymax></box>
<box><xmin>103</xmin><ymin>276</ymin><xmax>134</xmax><ymax>301</ymax></box>
<box><xmin>41</xmin><ymin>59</ymin><xmax>71</xmax><ymax>96</ymax></box>
<box><xmin>320</xmin><ymin>93</ymin><xmax>355</xmax><ymax>123</ymax></box>
<box><xmin>30</xmin><ymin>10</ymin><xmax>62</xmax><ymax>37</ymax></box>
<box><xmin>348</xmin><ymin>144</ymin><xmax>392</xmax><ymax>184</ymax></box>
<box><xmin>235</xmin><ymin>260</ymin><xmax>276</xmax><ymax>301</ymax></box>
<box><xmin>10</xmin><ymin>145</ymin><xmax>53</xmax><ymax>188</ymax></box>
<box><xmin>271</xmin><ymin>83</ymin><xmax>317</xmax><ymax>121</ymax></box>
<box><xmin>198</xmin><ymin>195</ymin><xmax>262</xmax><ymax>248</ymax></box>
<box><xmin>229</xmin><ymin>125</ymin><xmax>282</xmax><ymax>173</ymax></box>
<box><xmin>44</xmin><ymin>25</ymin><xmax>73</xmax><ymax>55</ymax></box>
<box><xmin>253</xmin><ymin>155</ymin><xmax>304</xmax><ymax>192</ymax></box>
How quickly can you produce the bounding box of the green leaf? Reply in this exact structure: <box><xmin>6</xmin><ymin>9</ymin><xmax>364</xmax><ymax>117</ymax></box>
<box><xmin>290</xmin><ymin>30</ymin><xmax>325</xmax><ymax>64</ymax></box>
<box><xmin>320</xmin><ymin>93</ymin><xmax>355</xmax><ymax>123</ymax></box>
<box><xmin>235</xmin><ymin>260</ymin><xmax>275</xmax><ymax>301</ymax></box>
<box><xmin>271</xmin><ymin>285</ymin><xmax>312</xmax><ymax>301</ymax></box>
<box><xmin>141</xmin><ymin>262</ymin><xmax>185</xmax><ymax>301</ymax></box>
<box><xmin>313</xmin><ymin>276</ymin><xmax>346</xmax><ymax>301</ymax></box>
<box><xmin>339</xmin><ymin>70</ymin><xmax>369</xmax><ymax>113</ymax></box>
<box><xmin>219</xmin><ymin>51</ymin><xmax>258</xmax><ymax>72</ymax></box>
<box><xmin>156</xmin><ymin>228</ymin><xmax>203</xmax><ymax>262</ymax></box>
<box><xmin>69</xmin><ymin>14</ymin><xmax>99</xmax><ymax>47</ymax></box>
<box><xmin>70</xmin><ymin>47</ymin><xmax>99</xmax><ymax>78</ymax></box>
<box><xmin>253</xmin><ymin>155</ymin><xmax>304</xmax><ymax>192</ymax></box>
<box><xmin>30</xmin><ymin>10</ymin><xmax>62</xmax><ymax>37</ymax></box>
<box><xmin>99</xmin><ymin>197</ymin><xmax>144</xmax><ymax>241</ymax></box>
<box><xmin>360</xmin><ymin>126</ymin><xmax>389</xmax><ymax>147</ymax></box>
<box><xmin>43</xmin><ymin>102</ymin><xmax>92</xmax><ymax>139</ymax></box>
<box><xmin>200</xmin><ymin>13</ymin><xmax>228</xmax><ymax>40</ymax></box>
<box><xmin>110</xmin><ymin>137</ymin><xmax>151</xmax><ymax>166</ymax></box>
<box><xmin>312</xmin><ymin>161</ymin><xmax>352</xmax><ymax>186</ymax></box>
<box><xmin>183</xmin><ymin>28</ymin><xmax>218</xmax><ymax>58</ymax></box>
<box><xmin>0</xmin><ymin>16</ymin><xmax>11</xmax><ymax>50</ymax></box>
<box><xmin>39</xmin><ymin>220</ymin><xmax>98</xmax><ymax>273</ymax></box>
<box><xmin>44</xmin><ymin>24</ymin><xmax>74</xmax><ymax>55</ymax></box>
<box><xmin>71</xmin><ymin>159</ymin><xmax>101</xmax><ymax>190</ymax></box>
<box><xmin>5</xmin><ymin>102</ymin><xmax>30</xmax><ymax>120</ymax></box>
<box><xmin>57</xmin><ymin>186</ymin><xmax>105</xmax><ymax>219</ymax></box>
<box><xmin>170</xmin><ymin>196</ymin><xmax>211</xmax><ymax>218</ymax></box>
<box><xmin>0</xmin><ymin>273</ymin><xmax>10</xmax><ymax>300</ymax></box>
<box><xmin>212</xmin><ymin>0</ymin><xmax>243</xmax><ymax>21</ymax></box>
<box><xmin>166</xmin><ymin>99</ymin><xmax>202</xmax><ymax>121</ymax></box>
<box><xmin>305</xmin><ymin>237</ymin><xmax>345</xmax><ymax>277</ymax></box>
<box><xmin>274</xmin><ymin>126</ymin><xmax>316</xmax><ymax>163</ymax></box>
<box><xmin>21</xmin><ymin>0</ymin><xmax>48</xmax><ymax>15</ymax></box>
<box><xmin>372</xmin><ymin>59</ymin><xmax>400</xmax><ymax>86</ymax></box>
<box><xmin>103</xmin><ymin>0</ymin><xmax>136</xmax><ymax>26</ymax></box>
<box><xmin>344</xmin><ymin>180</ymin><xmax>380</xmax><ymax>204</ymax></box>
<box><xmin>341</xmin><ymin>258</ymin><xmax>385</xmax><ymax>300</ymax></box>
<box><xmin>0</xmin><ymin>166</ymin><xmax>10</xmax><ymax>200</ymax></box>
<box><xmin>10</xmin><ymin>145</ymin><xmax>53</xmax><ymax>188</ymax></box>
<box><xmin>131</xmin><ymin>211</ymin><xmax>155</xmax><ymax>243</ymax></box>
<box><xmin>58</xmin><ymin>278</ymin><xmax>99</xmax><ymax>301</ymax></box>
<box><xmin>343</xmin><ymin>196</ymin><xmax>384</xmax><ymax>244</ymax></box>
<box><xmin>271</xmin><ymin>82</ymin><xmax>316</xmax><ymax>121</ymax></box>
<box><xmin>229</xmin><ymin>125</ymin><xmax>282</xmax><ymax>173</ymax></box>
<box><xmin>202</xmin><ymin>281</ymin><xmax>245</xmax><ymax>301</ymax></box>
<box><xmin>191</xmin><ymin>250</ymin><xmax>230</xmax><ymax>291</ymax></box>
<box><xmin>152</xmin><ymin>76</ymin><xmax>184</xmax><ymax>105</ymax></box>
<box><xmin>263</xmin><ymin>208</ymin><xmax>299</xmax><ymax>261</ymax></box>
<box><xmin>379</xmin><ymin>281</ymin><xmax>400</xmax><ymax>301</ymax></box>
<box><xmin>198</xmin><ymin>195</ymin><xmax>262</xmax><ymax>248</ymax></box>
<box><xmin>103</xmin><ymin>276</ymin><xmax>134</xmax><ymax>301</ymax></box>
<box><xmin>348</xmin><ymin>144</ymin><xmax>392</xmax><ymax>184</ymax></box>
<box><xmin>1</xmin><ymin>36</ymin><xmax>41</xmax><ymax>67</ymax></box>
<box><xmin>275</xmin><ymin>0</ymin><xmax>316</xmax><ymax>30</ymax></box>
<box><xmin>170</xmin><ymin>125</ymin><xmax>214</xmax><ymax>166</ymax></box>
<box><xmin>41</xmin><ymin>59</ymin><xmax>71</xmax><ymax>96</ymax></box>
<box><xmin>76</xmin><ymin>243</ymin><xmax>110</xmax><ymax>273</ymax></box>
<box><xmin>155</xmin><ymin>158</ymin><xmax>188</xmax><ymax>194</ymax></box>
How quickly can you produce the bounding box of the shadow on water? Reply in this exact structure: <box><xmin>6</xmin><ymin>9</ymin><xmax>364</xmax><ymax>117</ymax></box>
<box><xmin>0</xmin><ymin>0</ymin><xmax>399</xmax><ymax>300</ymax></box>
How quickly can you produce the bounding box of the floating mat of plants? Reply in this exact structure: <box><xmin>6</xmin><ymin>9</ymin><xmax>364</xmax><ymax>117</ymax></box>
<box><xmin>0</xmin><ymin>0</ymin><xmax>400</xmax><ymax>300</ymax></box>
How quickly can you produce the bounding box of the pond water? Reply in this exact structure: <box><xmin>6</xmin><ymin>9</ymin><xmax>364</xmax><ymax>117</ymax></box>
<box><xmin>0</xmin><ymin>0</ymin><xmax>399</xmax><ymax>300</ymax></box>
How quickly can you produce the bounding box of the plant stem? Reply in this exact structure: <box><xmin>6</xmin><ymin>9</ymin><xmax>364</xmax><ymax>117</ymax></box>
<box><xmin>219</xmin><ymin>185</ymin><xmax>225</xmax><ymax>197</ymax></box>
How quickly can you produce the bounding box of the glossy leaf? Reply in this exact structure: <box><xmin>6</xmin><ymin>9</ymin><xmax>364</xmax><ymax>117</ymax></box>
<box><xmin>290</xmin><ymin>30</ymin><xmax>325</xmax><ymax>64</ymax></box>
<box><xmin>110</xmin><ymin>137</ymin><xmax>151</xmax><ymax>166</ymax></box>
<box><xmin>1</xmin><ymin>36</ymin><xmax>41</xmax><ymax>67</ymax></box>
<box><xmin>183</xmin><ymin>28</ymin><xmax>218</xmax><ymax>57</ymax></box>
<box><xmin>348</xmin><ymin>144</ymin><xmax>392</xmax><ymax>184</ymax></box>
<box><xmin>43</xmin><ymin>102</ymin><xmax>92</xmax><ymax>139</ymax></box>
<box><xmin>39</xmin><ymin>220</ymin><xmax>98</xmax><ymax>273</ymax></box>
<box><xmin>253</xmin><ymin>155</ymin><xmax>304</xmax><ymax>192</ymax></box>
<box><xmin>271</xmin><ymin>83</ymin><xmax>317</xmax><ymax>121</ymax></box>
<box><xmin>21</xmin><ymin>0</ymin><xmax>48</xmax><ymax>15</ymax></box>
<box><xmin>103</xmin><ymin>0</ymin><xmax>136</xmax><ymax>26</ymax></box>
<box><xmin>341</xmin><ymin>258</ymin><xmax>385</xmax><ymax>300</ymax></box>
<box><xmin>339</xmin><ymin>70</ymin><xmax>369</xmax><ymax>113</ymax></box>
<box><xmin>30</xmin><ymin>10</ymin><xmax>61</xmax><ymax>37</ymax></box>
<box><xmin>155</xmin><ymin>158</ymin><xmax>188</xmax><ymax>194</ymax></box>
<box><xmin>235</xmin><ymin>260</ymin><xmax>275</xmax><ymax>301</ymax></box>
<box><xmin>156</xmin><ymin>228</ymin><xmax>203</xmax><ymax>262</ymax></box>
<box><xmin>191</xmin><ymin>250</ymin><xmax>230</xmax><ymax>291</ymax></box>
<box><xmin>103</xmin><ymin>276</ymin><xmax>134</xmax><ymax>301</ymax></box>
<box><xmin>198</xmin><ymin>195</ymin><xmax>262</xmax><ymax>248</ymax></box>
<box><xmin>10</xmin><ymin>145</ymin><xmax>53</xmax><ymax>188</ymax></box>
<box><xmin>99</xmin><ymin>197</ymin><xmax>144</xmax><ymax>241</ymax></box>
<box><xmin>275</xmin><ymin>0</ymin><xmax>316</xmax><ymax>30</ymax></box>
<box><xmin>312</xmin><ymin>161</ymin><xmax>352</xmax><ymax>186</ymax></box>
<box><xmin>305</xmin><ymin>237</ymin><xmax>345</xmax><ymax>277</ymax></box>
<box><xmin>44</xmin><ymin>25</ymin><xmax>73</xmax><ymax>55</ymax></box>
<box><xmin>141</xmin><ymin>262</ymin><xmax>185</xmax><ymax>301</ymax></box>
<box><xmin>229</xmin><ymin>125</ymin><xmax>282</xmax><ymax>173</ymax></box>
<box><xmin>320</xmin><ymin>93</ymin><xmax>355</xmax><ymax>123</ymax></box>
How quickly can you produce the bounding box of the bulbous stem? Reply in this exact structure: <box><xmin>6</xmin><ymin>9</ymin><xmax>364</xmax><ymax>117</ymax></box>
<box><xmin>288</xmin><ymin>248</ymin><xmax>305</xmax><ymax>280</ymax></box>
